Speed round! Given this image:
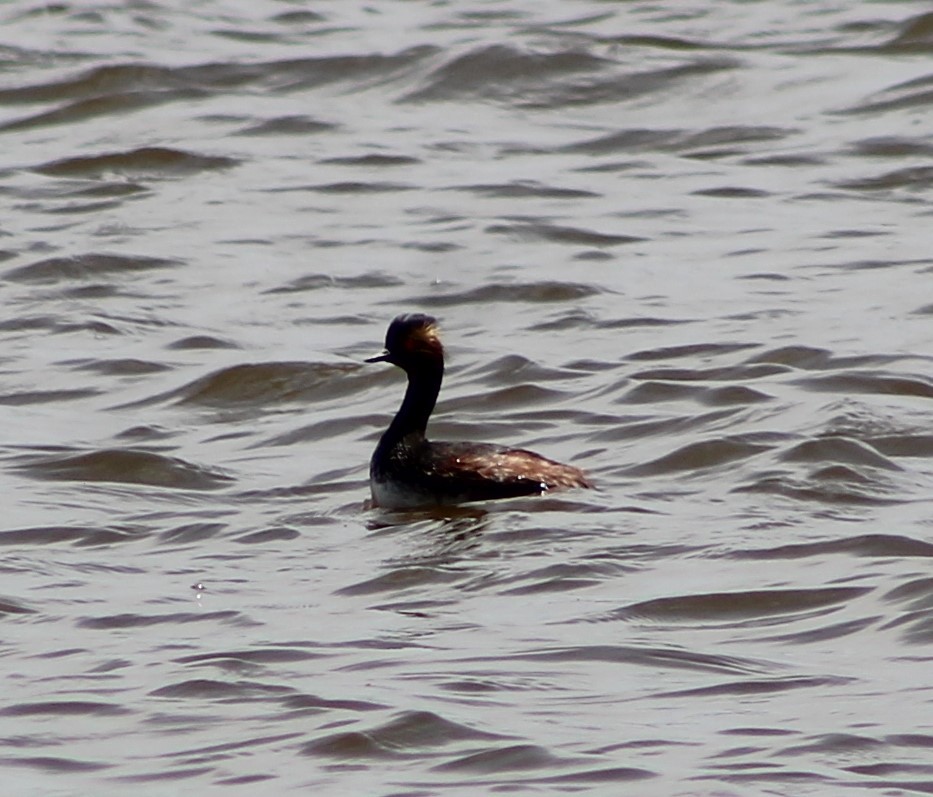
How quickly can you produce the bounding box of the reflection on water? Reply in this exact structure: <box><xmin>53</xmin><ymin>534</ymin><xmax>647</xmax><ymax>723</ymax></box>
<box><xmin>1</xmin><ymin>0</ymin><xmax>932</xmax><ymax>793</ymax></box>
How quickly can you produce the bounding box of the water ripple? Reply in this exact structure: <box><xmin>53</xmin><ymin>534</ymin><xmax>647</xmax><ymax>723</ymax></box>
<box><xmin>2</xmin><ymin>1</ymin><xmax>931</xmax><ymax>793</ymax></box>
<box><xmin>14</xmin><ymin>449</ymin><xmax>233</xmax><ymax>490</ymax></box>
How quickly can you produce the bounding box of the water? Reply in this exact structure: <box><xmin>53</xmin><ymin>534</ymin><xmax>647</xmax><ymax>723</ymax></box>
<box><xmin>1</xmin><ymin>1</ymin><xmax>932</xmax><ymax>794</ymax></box>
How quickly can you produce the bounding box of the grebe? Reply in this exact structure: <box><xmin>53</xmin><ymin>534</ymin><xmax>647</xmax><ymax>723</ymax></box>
<box><xmin>366</xmin><ymin>313</ymin><xmax>592</xmax><ymax>508</ymax></box>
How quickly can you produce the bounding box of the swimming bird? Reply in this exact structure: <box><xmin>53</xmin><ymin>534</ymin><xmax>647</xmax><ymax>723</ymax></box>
<box><xmin>366</xmin><ymin>313</ymin><xmax>592</xmax><ymax>508</ymax></box>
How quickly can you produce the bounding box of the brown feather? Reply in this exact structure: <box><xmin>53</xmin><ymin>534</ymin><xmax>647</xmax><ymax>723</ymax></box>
<box><xmin>427</xmin><ymin>443</ymin><xmax>593</xmax><ymax>492</ymax></box>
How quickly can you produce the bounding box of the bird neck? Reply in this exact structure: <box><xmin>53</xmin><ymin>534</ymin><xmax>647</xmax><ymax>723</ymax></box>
<box><xmin>382</xmin><ymin>359</ymin><xmax>443</xmax><ymax>447</ymax></box>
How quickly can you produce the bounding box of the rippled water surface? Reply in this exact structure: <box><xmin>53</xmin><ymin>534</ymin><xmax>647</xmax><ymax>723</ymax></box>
<box><xmin>2</xmin><ymin>1</ymin><xmax>932</xmax><ymax>794</ymax></box>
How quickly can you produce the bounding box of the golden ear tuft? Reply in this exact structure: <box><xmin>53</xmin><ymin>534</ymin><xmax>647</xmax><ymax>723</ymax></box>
<box><xmin>421</xmin><ymin>320</ymin><xmax>440</xmax><ymax>343</ymax></box>
<box><xmin>384</xmin><ymin>313</ymin><xmax>443</xmax><ymax>357</ymax></box>
<box><xmin>404</xmin><ymin>320</ymin><xmax>441</xmax><ymax>353</ymax></box>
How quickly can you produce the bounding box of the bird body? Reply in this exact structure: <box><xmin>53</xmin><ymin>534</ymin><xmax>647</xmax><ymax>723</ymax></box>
<box><xmin>367</xmin><ymin>314</ymin><xmax>591</xmax><ymax>508</ymax></box>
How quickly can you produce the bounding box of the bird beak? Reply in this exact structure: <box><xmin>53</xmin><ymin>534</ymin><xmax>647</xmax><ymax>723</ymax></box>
<box><xmin>365</xmin><ymin>351</ymin><xmax>390</xmax><ymax>363</ymax></box>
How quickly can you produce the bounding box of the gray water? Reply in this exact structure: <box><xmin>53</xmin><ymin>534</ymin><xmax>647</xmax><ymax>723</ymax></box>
<box><xmin>1</xmin><ymin>1</ymin><xmax>932</xmax><ymax>794</ymax></box>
